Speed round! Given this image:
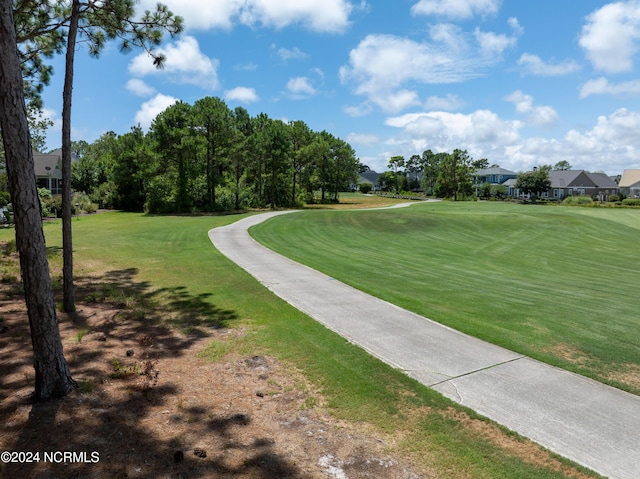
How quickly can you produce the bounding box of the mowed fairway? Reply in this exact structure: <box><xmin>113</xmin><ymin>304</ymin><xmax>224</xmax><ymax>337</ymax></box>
<box><xmin>251</xmin><ymin>201</ymin><xmax>640</xmax><ymax>394</ymax></box>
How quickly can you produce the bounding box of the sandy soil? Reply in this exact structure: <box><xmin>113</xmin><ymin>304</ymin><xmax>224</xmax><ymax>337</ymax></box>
<box><xmin>0</xmin><ymin>273</ymin><xmax>425</xmax><ymax>479</ymax></box>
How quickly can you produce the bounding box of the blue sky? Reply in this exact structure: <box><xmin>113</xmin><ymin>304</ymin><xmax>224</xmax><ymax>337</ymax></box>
<box><xmin>39</xmin><ymin>0</ymin><xmax>640</xmax><ymax>175</ymax></box>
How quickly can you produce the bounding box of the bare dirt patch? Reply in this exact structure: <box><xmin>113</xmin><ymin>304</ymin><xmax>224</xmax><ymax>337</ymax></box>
<box><xmin>607</xmin><ymin>363</ymin><xmax>640</xmax><ymax>392</ymax></box>
<box><xmin>0</xmin><ymin>273</ymin><xmax>425</xmax><ymax>479</ymax></box>
<box><xmin>545</xmin><ymin>343</ymin><xmax>592</xmax><ymax>367</ymax></box>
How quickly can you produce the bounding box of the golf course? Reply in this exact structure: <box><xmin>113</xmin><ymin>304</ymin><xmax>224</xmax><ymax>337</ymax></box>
<box><xmin>251</xmin><ymin>199</ymin><xmax>640</xmax><ymax>395</ymax></box>
<box><xmin>3</xmin><ymin>197</ymin><xmax>636</xmax><ymax>477</ymax></box>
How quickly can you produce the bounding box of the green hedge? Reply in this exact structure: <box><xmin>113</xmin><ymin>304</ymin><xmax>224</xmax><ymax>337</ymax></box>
<box><xmin>562</xmin><ymin>196</ymin><xmax>594</xmax><ymax>206</ymax></box>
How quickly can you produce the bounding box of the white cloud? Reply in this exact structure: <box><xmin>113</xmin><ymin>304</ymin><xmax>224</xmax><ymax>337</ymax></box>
<box><xmin>40</xmin><ymin>107</ymin><xmax>62</xmax><ymax>146</ymax></box>
<box><xmin>505</xmin><ymin>90</ymin><xmax>558</xmax><ymax>127</ymax></box>
<box><xmin>474</xmin><ymin>28</ymin><xmax>517</xmax><ymax>56</ymax></box>
<box><xmin>517</xmin><ymin>53</ymin><xmax>581</xmax><ymax>76</ymax></box>
<box><xmin>474</xmin><ymin>18</ymin><xmax>521</xmax><ymax>57</ymax></box>
<box><xmin>273</xmin><ymin>45</ymin><xmax>307</xmax><ymax>61</ymax></box>
<box><xmin>429</xmin><ymin>23</ymin><xmax>467</xmax><ymax>51</ymax></box>
<box><xmin>562</xmin><ymin>109</ymin><xmax>640</xmax><ymax>170</ymax></box>
<box><xmin>386</xmin><ymin>110</ymin><xmax>521</xmax><ymax>148</ymax></box>
<box><xmin>241</xmin><ymin>0</ymin><xmax>354</xmax><ymax>32</ymax></box>
<box><xmin>424</xmin><ymin>94</ymin><xmax>465</xmax><ymax>110</ymax></box>
<box><xmin>346</xmin><ymin>133</ymin><xmax>380</xmax><ymax>146</ymax></box>
<box><xmin>126</xmin><ymin>79</ymin><xmax>156</xmax><ymax>97</ymax></box>
<box><xmin>234</xmin><ymin>62</ymin><xmax>258</xmax><ymax>71</ymax></box>
<box><xmin>224</xmin><ymin>87</ymin><xmax>259</xmax><ymax>103</ymax></box>
<box><xmin>379</xmin><ymin>90</ymin><xmax>421</xmax><ymax>113</ymax></box>
<box><xmin>139</xmin><ymin>0</ymin><xmax>244</xmax><ymax>30</ymax></box>
<box><xmin>286</xmin><ymin>76</ymin><xmax>316</xmax><ymax>96</ymax></box>
<box><xmin>579</xmin><ymin>1</ymin><xmax>640</xmax><ymax>73</ymax></box>
<box><xmin>140</xmin><ymin>0</ymin><xmax>354</xmax><ymax>32</ymax></box>
<box><xmin>340</xmin><ymin>33</ymin><xmax>494</xmax><ymax>113</ymax></box>
<box><xmin>411</xmin><ymin>0</ymin><xmax>500</xmax><ymax>19</ymax></box>
<box><xmin>128</xmin><ymin>36</ymin><xmax>220</xmax><ymax>89</ymax></box>
<box><xmin>580</xmin><ymin>77</ymin><xmax>640</xmax><ymax>97</ymax></box>
<box><xmin>135</xmin><ymin>94</ymin><xmax>178</xmax><ymax>130</ymax></box>
<box><xmin>382</xmin><ymin>107</ymin><xmax>640</xmax><ymax>173</ymax></box>
<box><xmin>343</xmin><ymin>101</ymin><xmax>373</xmax><ymax>117</ymax></box>
<box><xmin>507</xmin><ymin>17</ymin><xmax>524</xmax><ymax>36</ymax></box>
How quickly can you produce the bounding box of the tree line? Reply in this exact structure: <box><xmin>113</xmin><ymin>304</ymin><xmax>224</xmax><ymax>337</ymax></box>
<box><xmin>369</xmin><ymin>149</ymin><xmax>490</xmax><ymax>201</ymax></box>
<box><xmin>69</xmin><ymin>99</ymin><xmax>360</xmax><ymax>214</ymax></box>
<box><xmin>369</xmin><ymin>152</ymin><xmax>577</xmax><ymax>201</ymax></box>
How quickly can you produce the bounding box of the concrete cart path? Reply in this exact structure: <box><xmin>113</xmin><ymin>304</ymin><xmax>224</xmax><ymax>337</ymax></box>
<box><xmin>209</xmin><ymin>209</ymin><xmax>640</xmax><ymax>479</ymax></box>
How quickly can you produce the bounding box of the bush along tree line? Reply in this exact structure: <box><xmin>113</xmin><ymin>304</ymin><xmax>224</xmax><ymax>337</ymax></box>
<box><xmin>370</xmin><ymin>149</ymin><xmax>487</xmax><ymax>201</ymax></box>
<box><xmin>68</xmin><ymin>99</ymin><xmax>360</xmax><ymax>213</ymax></box>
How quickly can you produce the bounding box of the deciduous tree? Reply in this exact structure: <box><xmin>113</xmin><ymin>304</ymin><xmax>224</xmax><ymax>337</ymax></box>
<box><xmin>515</xmin><ymin>168</ymin><xmax>551</xmax><ymax>201</ymax></box>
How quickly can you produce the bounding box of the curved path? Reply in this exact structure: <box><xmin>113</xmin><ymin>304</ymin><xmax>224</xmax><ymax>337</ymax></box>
<box><xmin>209</xmin><ymin>208</ymin><xmax>640</xmax><ymax>479</ymax></box>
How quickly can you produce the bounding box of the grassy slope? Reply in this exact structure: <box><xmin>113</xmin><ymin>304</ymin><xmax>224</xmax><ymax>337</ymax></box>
<box><xmin>251</xmin><ymin>201</ymin><xmax>640</xmax><ymax>393</ymax></box>
<box><xmin>0</xmin><ymin>211</ymin><xmax>601</xmax><ymax>478</ymax></box>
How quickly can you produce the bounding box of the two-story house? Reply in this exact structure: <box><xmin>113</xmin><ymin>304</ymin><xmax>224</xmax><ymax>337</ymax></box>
<box><xmin>473</xmin><ymin>167</ymin><xmax>518</xmax><ymax>196</ymax></box>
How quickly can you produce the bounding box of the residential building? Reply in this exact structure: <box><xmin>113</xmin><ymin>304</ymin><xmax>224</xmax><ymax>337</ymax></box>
<box><xmin>33</xmin><ymin>150</ymin><xmax>62</xmax><ymax>195</ymax></box>
<box><xmin>473</xmin><ymin>167</ymin><xmax>518</xmax><ymax>196</ymax></box>
<box><xmin>545</xmin><ymin>170</ymin><xmax>618</xmax><ymax>200</ymax></box>
<box><xmin>618</xmin><ymin>169</ymin><xmax>640</xmax><ymax>198</ymax></box>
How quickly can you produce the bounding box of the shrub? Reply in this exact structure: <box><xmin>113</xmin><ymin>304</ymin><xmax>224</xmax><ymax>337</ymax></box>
<box><xmin>359</xmin><ymin>183</ymin><xmax>372</xmax><ymax>194</ymax></box>
<box><xmin>563</xmin><ymin>196</ymin><xmax>593</xmax><ymax>206</ymax></box>
<box><xmin>622</xmin><ymin>198</ymin><xmax>640</xmax><ymax>206</ymax></box>
<box><xmin>0</xmin><ymin>191</ymin><xmax>10</xmax><ymax>208</ymax></box>
<box><xmin>90</xmin><ymin>181</ymin><xmax>118</xmax><ymax>209</ymax></box>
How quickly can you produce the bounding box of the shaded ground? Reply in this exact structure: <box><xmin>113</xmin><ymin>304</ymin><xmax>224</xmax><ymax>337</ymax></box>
<box><xmin>0</xmin><ymin>261</ymin><xmax>425</xmax><ymax>479</ymax></box>
<box><xmin>0</xmin><ymin>237</ymin><xmax>601</xmax><ymax>479</ymax></box>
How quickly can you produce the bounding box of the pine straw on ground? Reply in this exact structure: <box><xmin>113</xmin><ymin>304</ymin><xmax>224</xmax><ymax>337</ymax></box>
<box><xmin>0</xmin><ymin>272</ymin><xmax>425</xmax><ymax>479</ymax></box>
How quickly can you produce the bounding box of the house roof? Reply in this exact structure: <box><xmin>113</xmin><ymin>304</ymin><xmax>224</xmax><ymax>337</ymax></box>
<box><xmin>618</xmin><ymin>169</ymin><xmax>640</xmax><ymax>188</ymax></box>
<box><xmin>585</xmin><ymin>172</ymin><xmax>618</xmax><ymax>188</ymax></box>
<box><xmin>548</xmin><ymin>170</ymin><xmax>619</xmax><ymax>189</ymax></box>
<box><xmin>548</xmin><ymin>170</ymin><xmax>589</xmax><ymax>187</ymax></box>
<box><xmin>33</xmin><ymin>151</ymin><xmax>62</xmax><ymax>179</ymax></box>
<box><xmin>47</xmin><ymin>147</ymin><xmax>79</xmax><ymax>162</ymax></box>
<box><xmin>359</xmin><ymin>170</ymin><xmax>380</xmax><ymax>184</ymax></box>
<box><xmin>475</xmin><ymin>167</ymin><xmax>517</xmax><ymax>176</ymax></box>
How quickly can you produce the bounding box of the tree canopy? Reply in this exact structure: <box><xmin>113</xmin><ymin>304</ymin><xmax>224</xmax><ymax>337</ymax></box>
<box><xmin>515</xmin><ymin>168</ymin><xmax>552</xmax><ymax>199</ymax></box>
<box><xmin>68</xmin><ymin>97</ymin><xmax>360</xmax><ymax>213</ymax></box>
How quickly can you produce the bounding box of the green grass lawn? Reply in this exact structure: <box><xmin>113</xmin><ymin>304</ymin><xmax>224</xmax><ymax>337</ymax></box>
<box><xmin>251</xmin><ymin>201</ymin><xmax>640</xmax><ymax>394</ymax></box>
<box><xmin>0</xmin><ymin>210</ymin><xmax>604</xmax><ymax>477</ymax></box>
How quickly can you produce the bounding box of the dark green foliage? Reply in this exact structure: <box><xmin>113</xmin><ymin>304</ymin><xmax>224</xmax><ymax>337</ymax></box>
<box><xmin>434</xmin><ymin>149</ymin><xmax>474</xmax><ymax>200</ymax></box>
<box><xmin>73</xmin><ymin>97</ymin><xmax>360</xmax><ymax>213</ymax></box>
<box><xmin>359</xmin><ymin>183</ymin><xmax>372</xmax><ymax>194</ymax></box>
<box><xmin>515</xmin><ymin>168</ymin><xmax>552</xmax><ymax>200</ymax></box>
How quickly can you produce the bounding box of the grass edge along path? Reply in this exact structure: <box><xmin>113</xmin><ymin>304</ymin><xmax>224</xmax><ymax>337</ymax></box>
<box><xmin>0</xmin><ymin>210</ymin><xmax>602</xmax><ymax>478</ymax></box>
<box><xmin>250</xmin><ymin>201</ymin><xmax>640</xmax><ymax>396</ymax></box>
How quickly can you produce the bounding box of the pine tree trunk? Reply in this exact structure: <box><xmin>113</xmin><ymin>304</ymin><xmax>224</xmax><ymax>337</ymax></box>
<box><xmin>61</xmin><ymin>0</ymin><xmax>80</xmax><ymax>313</ymax></box>
<box><xmin>0</xmin><ymin>0</ymin><xmax>76</xmax><ymax>399</ymax></box>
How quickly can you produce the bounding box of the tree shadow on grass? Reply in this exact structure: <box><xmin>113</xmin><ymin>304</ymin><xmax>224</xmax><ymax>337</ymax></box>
<box><xmin>0</xmin><ymin>267</ymin><xmax>305</xmax><ymax>479</ymax></box>
<box><xmin>75</xmin><ymin>267</ymin><xmax>238</xmax><ymax>337</ymax></box>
